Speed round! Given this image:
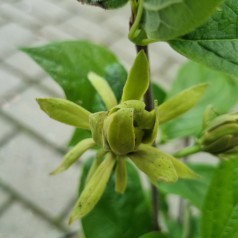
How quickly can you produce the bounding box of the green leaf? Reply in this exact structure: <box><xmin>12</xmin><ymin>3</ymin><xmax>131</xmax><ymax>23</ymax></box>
<box><xmin>201</xmin><ymin>155</ymin><xmax>238</xmax><ymax>238</ymax></box>
<box><xmin>170</xmin><ymin>0</ymin><xmax>238</xmax><ymax>78</ymax></box>
<box><xmin>159</xmin><ymin>163</ymin><xmax>216</xmax><ymax>209</ymax></box>
<box><xmin>23</xmin><ymin>41</ymin><xmax>127</xmax><ymax>145</ymax></box>
<box><xmin>121</xmin><ymin>51</ymin><xmax>149</xmax><ymax>101</ymax></box>
<box><xmin>129</xmin><ymin>144</ymin><xmax>178</xmax><ymax>183</ymax></box>
<box><xmin>162</xmin><ymin>61</ymin><xmax>238</xmax><ymax>140</ymax></box>
<box><xmin>152</xmin><ymin>83</ymin><xmax>166</xmax><ymax>105</ymax></box>
<box><xmin>129</xmin><ymin>0</ymin><xmax>223</xmax><ymax>44</ymax></box>
<box><xmin>157</xmin><ymin>83</ymin><xmax>207</xmax><ymax>124</ymax></box>
<box><xmin>80</xmin><ymin>159</ymin><xmax>152</xmax><ymax>238</ymax></box>
<box><xmin>139</xmin><ymin>231</ymin><xmax>168</xmax><ymax>238</ymax></box>
<box><xmin>82</xmin><ymin>0</ymin><xmax>129</xmax><ymax>9</ymax></box>
<box><xmin>36</xmin><ymin>98</ymin><xmax>91</xmax><ymax>129</ymax></box>
<box><xmin>22</xmin><ymin>41</ymin><xmax>121</xmax><ymax>112</ymax></box>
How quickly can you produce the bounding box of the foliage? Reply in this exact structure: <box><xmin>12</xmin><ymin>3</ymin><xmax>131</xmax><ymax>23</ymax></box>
<box><xmin>23</xmin><ymin>0</ymin><xmax>238</xmax><ymax>238</ymax></box>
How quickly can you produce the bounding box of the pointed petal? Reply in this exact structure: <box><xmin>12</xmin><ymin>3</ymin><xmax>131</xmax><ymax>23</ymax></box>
<box><xmin>89</xmin><ymin>111</ymin><xmax>108</xmax><ymax>146</ymax></box>
<box><xmin>104</xmin><ymin>108</ymin><xmax>135</xmax><ymax>155</ymax></box>
<box><xmin>142</xmin><ymin>108</ymin><xmax>159</xmax><ymax>144</ymax></box>
<box><xmin>115</xmin><ymin>158</ymin><xmax>127</xmax><ymax>193</ymax></box>
<box><xmin>68</xmin><ymin>152</ymin><xmax>115</xmax><ymax>223</ymax></box>
<box><xmin>129</xmin><ymin>144</ymin><xmax>178</xmax><ymax>183</ymax></box>
<box><xmin>86</xmin><ymin>149</ymin><xmax>106</xmax><ymax>183</ymax></box>
<box><xmin>36</xmin><ymin>98</ymin><xmax>91</xmax><ymax>129</ymax></box>
<box><xmin>157</xmin><ymin>84</ymin><xmax>208</xmax><ymax>124</ymax></box>
<box><xmin>50</xmin><ymin>138</ymin><xmax>95</xmax><ymax>175</ymax></box>
<box><xmin>170</xmin><ymin>157</ymin><xmax>198</xmax><ymax>179</ymax></box>
<box><xmin>121</xmin><ymin>51</ymin><xmax>149</xmax><ymax>102</ymax></box>
<box><xmin>88</xmin><ymin>72</ymin><xmax>117</xmax><ymax>110</ymax></box>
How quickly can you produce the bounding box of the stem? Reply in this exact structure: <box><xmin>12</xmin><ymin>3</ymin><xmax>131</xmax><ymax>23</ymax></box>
<box><xmin>173</xmin><ymin>144</ymin><xmax>201</xmax><ymax>158</ymax></box>
<box><xmin>130</xmin><ymin>2</ymin><xmax>160</xmax><ymax>231</ymax></box>
<box><xmin>135</xmin><ymin>44</ymin><xmax>160</xmax><ymax>231</ymax></box>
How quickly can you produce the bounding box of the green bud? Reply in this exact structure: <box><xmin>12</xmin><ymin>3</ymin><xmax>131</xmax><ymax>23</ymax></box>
<box><xmin>199</xmin><ymin>112</ymin><xmax>238</xmax><ymax>154</ymax></box>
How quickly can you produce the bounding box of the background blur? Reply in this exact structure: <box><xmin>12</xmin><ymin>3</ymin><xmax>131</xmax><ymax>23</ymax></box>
<box><xmin>0</xmin><ymin>0</ymin><xmax>186</xmax><ymax>237</ymax></box>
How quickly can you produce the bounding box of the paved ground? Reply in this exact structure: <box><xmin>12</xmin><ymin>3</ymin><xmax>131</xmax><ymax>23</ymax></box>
<box><xmin>0</xmin><ymin>1</ymin><xmax>186</xmax><ymax>237</ymax></box>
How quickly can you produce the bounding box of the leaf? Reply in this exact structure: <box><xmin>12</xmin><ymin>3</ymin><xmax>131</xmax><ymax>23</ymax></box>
<box><xmin>50</xmin><ymin>138</ymin><xmax>96</xmax><ymax>175</ymax></box>
<box><xmin>139</xmin><ymin>231</ymin><xmax>168</xmax><ymax>238</ymax></box>
<box><xmin>80</xmin><ymin>159</ymin><xmax>152</xmax><ymax>238</ymax></box>
<box><xmin>152</xmin><ymin>83</ymin><xmax>166</xmax><ymax>105</ymax></box>
<box><xmin>159</xmin><ymin>163</ymin><xmax>216</xmax><ymax>209</ymax></box>
<box><xmin>23</xmin><ymin>41</ymin><xmax>127</xmax><ymax>145</ymax></box>
<box><xmin>201</xmin><ymin>155</ymin><xmax>238</xmax><ymax>238</ymax></box>
<box><xmin>22</xmin><ymin>41</ymin><xmax>121</xmax><ymax>111</ymax></box>
<box><xmin>129</xmin><ymin>0</ymin><xmax>223</xmax><ymax>44</ymax></box>
<box><xmin>162</xmin><ymin>61</ymin><xmax>238</xmax><ymax>140</ymax></box>
<box><xmin>157</xmin><ymin>83</ymin><xmax>207</xmax><ymax>124</ymax></box>
<box><xmin>170</xmin><ymin>0</ymin><xmax>238</xmax><ymax>78</ymax></box>
<box><xmin>129</xmin><ymin>144</ymin><xmax>178</xmax><ymax>183</ymax></box>
<box><xmin>36</xmin><ymin>98</ymin><xmax>90</xmax><ymax>129</ymax></box>
<box><xmin>69</xmin><ymin>153</ymin><xmax>115</xmax><ymax>223</ymax></box>
<box><xmin>121</xmin><ymin>51</ymin><xmax>149</xmax><ymax>101</ymax></box>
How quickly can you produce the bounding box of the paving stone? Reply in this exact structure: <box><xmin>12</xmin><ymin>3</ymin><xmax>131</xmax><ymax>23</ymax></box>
<box><xmin>16</xmin><ymin>0</ymin><xmax>70</xmax><ymax>23</ymax></box>
<box><xmin>0</xmin><ymin>23</ymin><xmax>35</xmax><ymax>47</ymax></box>
<box><xmin>0</xmin><ymin>3</ymin><xmax>41</xmax><ymax>29</ymax></box>
<box><xmin>40</xmin><ymin>76</ymin><xmax>65</xmax><ymax>97</ymax></box>
<box><xmin>0</xmin><ymin>189</ymin><xmax>9</xmax><ymax>207</ymax></box>
<box><xmin>40</xmin><ymin>26</ymin><xmax>73</xmax><ymax>41</ymax></box>
<box><xmin>1</xmin><ymin>86</ymin><xmax>73</xmax><ymax>147</ymax></box>
<box><xmin>0</xmin><ymin>133</ymin><xmax>81</xmax><ymax>217</ymax></box>
<box><xmin>59</xmin><ymin>16</ymin><xmax>117</xmax><ymax>44</ymax></box>
<box><xmin>0</xmin><ymin>203</ymin><xmax>63</xmax><ymax>238</ymax></box>
<box><xmin>5</xmin><ymin>52</ymin><xmax>44</xmax><ymax>80</ymax></box>
<box><xmin>0</xmin><ymin>116</ymin><xmax>15</xmax><ymax>142</ymax></box>
<box><xmin>0</xmin><ymin>66</ymin><xmax>24</xmax><ymax>97</ymax></box>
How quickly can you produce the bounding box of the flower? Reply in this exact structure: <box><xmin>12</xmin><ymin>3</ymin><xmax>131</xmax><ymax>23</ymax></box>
<box><xmin>36</xmin><ymin>51</ymin><xmax>207</xmax><ymax>224</ymax></box>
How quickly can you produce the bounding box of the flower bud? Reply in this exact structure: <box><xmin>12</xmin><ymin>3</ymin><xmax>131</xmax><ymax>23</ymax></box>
<box><xmin>89</xmin><ymin>100</ymin><xmax>158</xmax><ymax>155</ymax></box>
<box><xmin>199</xmin><ymin>112</ymin><xmax>238</xmax><ymax>154</ymax></box>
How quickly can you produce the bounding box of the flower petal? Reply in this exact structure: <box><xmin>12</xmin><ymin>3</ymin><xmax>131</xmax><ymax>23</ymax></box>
<box><xmin>157</xmin><ymin>84</ymin><xmax>207</xmax><ymax>124</ymax></box>
<box><xmin>104</xmin><ymin>108</ymin><xmax>135</xmax><ymax>155</ymax></box>
<box><xmin>115</xmin><ymin>157</ymin><xmax>127</xmax><ymax>194</ymax></box>
<box><xmin>170</xmin><ymin>157</ymin><xmax>198</xmax><ymax>179</ymax></box>
<box><xmin>68</xmin><ymin>152</ymin><xmax>115</xmax><ymax>223</ymax></box>
<box><xmin>50</xmin><ymin>138</ymin><xmax>96</xmax><ymax>175</ymax></box>
<box><xmin>88</xmin><ymin>72</ymin><xmax>117</xmax><ymax>110</ymax></box>
<box><xmin>121</xmin><ymin>51</ymin><xmax>149</xmax><ymax>102</ymax></box>
<box><xmin>36</xmin><ymin>98</ymin><xmax>91</xmax><ymax>129</ymax></box>
<box><xmin>129</xmin><ymin>144</ymin><xmax>178</xmax><ymax>183</ymax></box>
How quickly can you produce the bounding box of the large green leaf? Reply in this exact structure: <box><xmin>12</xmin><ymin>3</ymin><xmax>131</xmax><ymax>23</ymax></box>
<box><xmin>162</xmin><ymin>61</ymin><xmax>238</xmax><ymax>140</ymax></box>
<box><xmin>22</xmin><ymin>41</ymin><xmax>124</xmax><ymax>111</ymax></box>
<box><xmin>170</xmin><ymin>0</ymin><xmax>238</xmax><ymax>78</ymax></box>
<box><xmin>23</xmin><ymin>41</ymin><xmax>127</xmax><ymax>145</ymax></box>
<box><xmin>80</xmin><ymin>159</ymin><xmax>152</xmax><ymax>238</ymax></box>
<box><xmin>201</xmin><ymin>155</ymin><xmax>238</xmax><ymax>238</ymax></box>
<box><xmin>159</xmin><ymin>163</ymin><xmax>216</xmax><ymax>209</ymax></box>
<box><xmin>129</xmin><ymin>0</ymin><xmax>223</xmax><ymax>44</ymax></box>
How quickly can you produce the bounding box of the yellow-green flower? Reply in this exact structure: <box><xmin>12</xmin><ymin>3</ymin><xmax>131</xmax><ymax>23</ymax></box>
<box><xmin>36</xmin><ymin>51</ymin><xmax>207</xmax><ymax>224</ymax></box>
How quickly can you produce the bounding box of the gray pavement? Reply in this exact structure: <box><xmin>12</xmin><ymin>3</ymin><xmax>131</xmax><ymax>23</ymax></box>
<box><xmin>0</xmin><ymin>1</ymin><xmax>186</xmax><ymax>237</ymax></box>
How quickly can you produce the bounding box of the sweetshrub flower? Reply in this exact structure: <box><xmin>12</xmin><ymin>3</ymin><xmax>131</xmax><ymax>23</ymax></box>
<box><xmin>37</xmin><ymin>51</ymin><xmax>207</xmax><ymax>223</ymax></box>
